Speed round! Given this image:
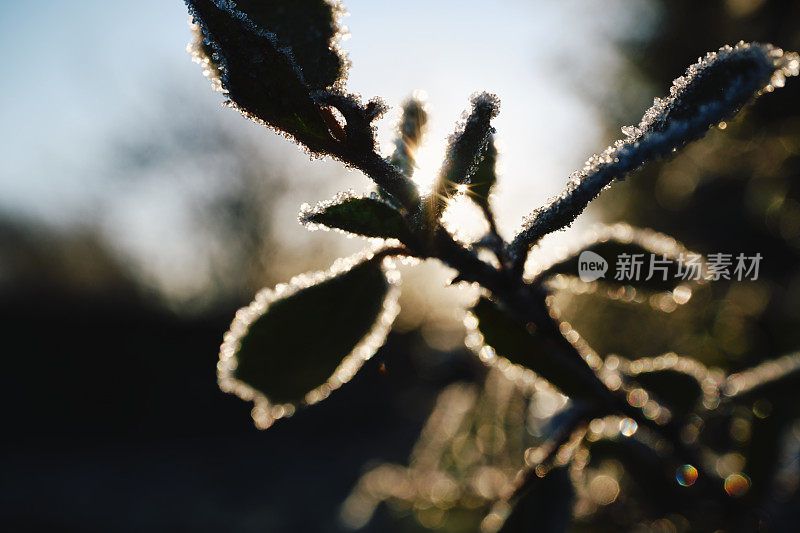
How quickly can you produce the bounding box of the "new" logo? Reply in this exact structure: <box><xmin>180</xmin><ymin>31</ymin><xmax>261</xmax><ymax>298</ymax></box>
<box><xmin>578</xmin><ymin>251</ymin><xmax>608</xmax><ymax>282</ymax></box>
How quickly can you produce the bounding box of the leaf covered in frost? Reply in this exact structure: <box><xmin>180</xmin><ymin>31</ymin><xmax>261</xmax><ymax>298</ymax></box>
<box><xmin>467</xmin><ymin>296</ymin><xmax>591</xmax><ymax>400</ymax></box>
<box><xmin>625</xmin><ymin>353</ymin><xmax>713</xmax><ymax>422</ymax></box>
<box><xmin>528</xmin><ymin>223</ymin><xmax>705</xmax><ymax>294</ymax></box>
<box><xmin>389</xmin><ymin>97</ymin><xmax>429</xmax><ymax>180</ymax></box>
<box><xmin>299</xmin><ymin>192</ymin><xmax>415</xmax><ymax>244</ymax></box>
<box><xmin>185</xmin><ymin>0</ymin><xmax>346</xmax><ymax>153</ymax></box>
<box><xmin>510</xmin><ymin>42</ymin><xmax>799</xmax><ymax>267</ymax></box>
<box><xmin>231</xmin><ymin>0</ymin><xmax>347</xmax><ymax>90</ymax></box>
<box><xmin>467</xmin><ymin>134</ymin><xmax>498</xmax><ymax>210</ymax></box>
<box><xmin>426</xmin><ymin>92</ymin><xmax>500</xmax><ymax>222</ymax></box>
<box><xmin>218</xmin><ymin>252</ymin><xmax>400</xmax><ymax>428</ymax></box>
<box><xmin>724</xmin><ymin>352</ymin><xmax>800</xmax><ymax>402</ymax></box>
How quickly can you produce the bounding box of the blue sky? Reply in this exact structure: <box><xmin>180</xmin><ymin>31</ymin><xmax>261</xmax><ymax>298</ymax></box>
<box><xmin>0</xmin><ymin>0</ymin><xmax>657</xmax><ymax>298</ymax></box>
<box><xmin>0</xmin><ymin>0</ymin><xmax>656</xmax><ymax>217</ymax></box>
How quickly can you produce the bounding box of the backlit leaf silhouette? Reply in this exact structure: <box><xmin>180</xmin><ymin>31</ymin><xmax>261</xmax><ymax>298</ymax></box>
<box><xmin>218</xmin><ymin>252</ymin><xmax>400</xmax><ymax>428</ymax></box>
<box><xmin>629</xmin><ymin>368</ymin><xmax>703</xmax><ymax>422</ymax></box>
<box><xmin>230</xmin><ymin>0</ymin><xmax>347</xmax><ymax>90</ymax></box>
<box><xmin>186</xmin><ymin>0</ymin><xmax>343</xmax><ymax>152</ymax></box>
<box><xmin>177</xmin><ymin>3</ymin><xmax>800</xmax><ymax>526</ymax></box>
<box><xmin>426</xmin><ymin>92</ymin><xmax>500</xmax><ymax>223</ymax></box>
<box><xmin>467</xmin><ymin>297</ymin><xmax>591</xmax><ymax>400</ymax></box>
<box><xmin>389</xmin><ymin>97</ymin><xmax>429</xmax><ymax>181</ymax></box>
<box><xmin>299</xmin><ymin>192</ymin><xmax>415</xmax><ymax>244</ymax></box>
<box><xmin>528</xmin><ymin>223</ymin><xmax>706</xmax><ymax>294</ymax></box>
<box><xmin>468</xmin><ymin>134</ymin><xmax>498</xmax><ymax>211</ymax></box>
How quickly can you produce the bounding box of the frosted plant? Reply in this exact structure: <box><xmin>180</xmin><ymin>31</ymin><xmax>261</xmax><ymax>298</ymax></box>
<box><xmin>182</xmin><ymin>1</ymin><xmax>800</xmax><ymax>531</ymax></box>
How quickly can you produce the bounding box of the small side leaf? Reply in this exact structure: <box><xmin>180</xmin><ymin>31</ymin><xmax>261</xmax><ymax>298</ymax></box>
<box><xmin>218</xmin><ymin>252</ymin><xmax>400</xmax><ymax>428</ymax></box>
<box><xmin>299</xmin><ymin>192</ymin><xmax>415</xmax><ymax>244</ymax></box>
<box><xmin>468</xmin><ymin>297</ymin><xmax>591</xmax><ymax>400</ymax></box>
<box><xmin>494</xmin><ymin>467</ymin><xmax>574</xmax><ymax>533</ymax></box>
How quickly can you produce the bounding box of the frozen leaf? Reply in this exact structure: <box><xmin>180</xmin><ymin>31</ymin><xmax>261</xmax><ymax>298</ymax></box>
<box><xmin>510</xmin><ymin>42</ymin><xmax>799</xmax><ymax>269</ymax></box>
<box><xmin>467</xmin><ymin>134</ymin><xmax>498</xmax><ymax>210</ymax></box>
<box><xmin>389</xmin><ymin>97</ymin><xmax>429</xmax><ymax>180</ymax></box>
<box><xmin>426</xmin><ymin>92</ymin><xmax>500</xmax><ymax>222</ymax></box>
<box><xmin>299</xmin><ymin>192</ymin><xmax>415</xmax><ymax>244</ymax></box>
<box><xmin>492</xmin><ymin>467</ymin><xmax>573</xmax><ymax>533</ymax></box>
<box><xmin>231</xmin><ymin>0</ymin><xmax>347</xmax><ymax>90</ymax></box>
<box><xmin>467</xmin><ymin>297</ymin><xmax>591</xmax><ymax>400</ymax></box>
<box><xmin>528</xmin><ymin>224</ymin><xmax>706</xmax><ymax>294</ymax></box>
<box><xmin>218</xmin><ymin>252</ymin><xmax>400</xmax><ymax>428</ymax></box>
<box><xmin>186</xmin><ymin>0</ymin><xmax>343</xmax><ymax>153</ymax></box>
<box><xmin>625</xmin><ymin>353</ymin><xmax>715</xmax><ymax>422</ymax></box>
<box><xmin>723</xmin><ymin>352</ymin><xmax>800</xmax><ymax>403</ymax></box>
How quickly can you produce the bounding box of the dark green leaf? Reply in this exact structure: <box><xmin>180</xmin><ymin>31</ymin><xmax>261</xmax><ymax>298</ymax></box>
<box><xmin>186</xmin><ymin>0</ymin><xmax>340</xmax><ymax>152</ymax></box>
<box><xmin>471</xmin><ymin>297</ymin><xmax>591</xmax><ymax>400</ymax></box>
<box><xmin>218</xmin><ymin>255</ymin><xmax>398</xmax><ymax>426</ymax></box>
<box><xmin>497</xmin><ymin>467</ymin><xmax>573</xmax><ymax>533</ymax></box>
<box><xmin>233</xmin><ymin>0</ymin><xmax>346</xmax><ymax>90</ymax></box>
<box><xmin>299</xmin><ymin>193</ymin><xmax>415</xmax><ymax>244</ymax></box>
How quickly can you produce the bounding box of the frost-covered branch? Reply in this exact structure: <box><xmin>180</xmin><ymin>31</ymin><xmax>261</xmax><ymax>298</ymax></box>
<box><xmin>181</xmin><ymin>10</ymin><xmax>800</xmax><ymax>528</ymax></box>
<box><xmin>508</xmin><ymin>42</ymin><xmax>799</xmax><ymax>275</ymax></box>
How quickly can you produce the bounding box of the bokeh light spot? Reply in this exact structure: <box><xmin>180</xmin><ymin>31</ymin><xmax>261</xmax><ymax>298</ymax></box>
<box><xmin>676</xmin><ymin>464</ymin><xmax>698</xmax><ymax>487</ymax></box>
<box><xmin>724</xmin><ymin>473</ymin><xmax>751</xmax><ymax>497</ymax></box>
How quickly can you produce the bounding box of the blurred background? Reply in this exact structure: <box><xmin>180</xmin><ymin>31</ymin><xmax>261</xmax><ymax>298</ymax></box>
<box><xmin>1</xmin><ymin>0</ymin><xmax>799</xmax><ymax>531</ymax></box>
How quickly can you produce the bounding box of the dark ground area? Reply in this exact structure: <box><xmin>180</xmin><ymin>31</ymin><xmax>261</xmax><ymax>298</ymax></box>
<box><xmin>0</xmin><ymin>285</ymin><xmax>477</xmax><ymax>532</ymax></box>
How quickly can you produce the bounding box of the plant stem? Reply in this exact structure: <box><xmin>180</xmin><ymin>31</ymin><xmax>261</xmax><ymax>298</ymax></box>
<box><xmin>352</xmin><ymin>150</ymin><xmax>420</xmax><ymax>213</ymax></box>
<box><xmin>362</xmin><ymin>150</ymin><xmax>707</xmax><ymax>486</ymax></box>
